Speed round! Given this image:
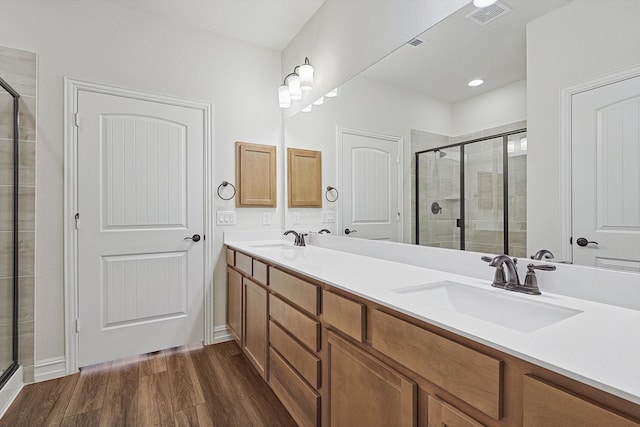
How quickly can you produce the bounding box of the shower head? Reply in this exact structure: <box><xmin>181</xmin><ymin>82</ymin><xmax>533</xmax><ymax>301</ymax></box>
<box><xmin>435</xmin><ymin>149</ymin><xmax>447</xmax><ymax>158</ymax></box>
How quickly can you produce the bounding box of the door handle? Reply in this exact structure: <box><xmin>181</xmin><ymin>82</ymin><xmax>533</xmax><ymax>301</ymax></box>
<box><xmin>344</xmin><ymin>228</ymin><xmax>357</xmax><ymax>235</ymax></box>
<box><xmin>575</xmin><ymin>237</ymin><xmax>597</xmax><ymax>247</ymax></box>
<box><xmin>184</xmin><ymin>234</ymin><xmax>201</xmax><ymax>242</ymax></box>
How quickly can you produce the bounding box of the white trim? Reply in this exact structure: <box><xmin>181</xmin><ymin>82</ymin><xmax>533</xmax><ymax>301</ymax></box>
<box><xmin>0</xmin><ymin>367</ymin><xmax>24</xmax><ymax>419</ymax></box>
<box><xmin>559</xmin><ymin>64</ymin><xmax>640</xmax><ymax>262</ymax></box>
<box><xmin>63</xmin><ymin>78</ymin><xmax>214</xmax><ymax>374</ymax></box>
<box><xmin>335</xmin><ymin>126</ymin><xmax>404</xmax><ymax>240</ymax></box>
<box><xmin>34</xmin><ymin>357</ymin><xmax>67</xmax><ymax>382</ymax></box>
<box><xmin>212</xmin><ymin>325</ymin><xmax>234</xmax><ymax>344</ymax></box>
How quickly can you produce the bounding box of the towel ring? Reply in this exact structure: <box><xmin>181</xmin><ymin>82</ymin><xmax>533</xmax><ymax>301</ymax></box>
<box><xmin>217</xmin><ymin>181</ymin><xmax>236</xmax><ymax>201</ymax></box>
<box><xmin>325</xmin><ymin>186</ymin><xmax>339</xmax><ymax>202</ymax></box>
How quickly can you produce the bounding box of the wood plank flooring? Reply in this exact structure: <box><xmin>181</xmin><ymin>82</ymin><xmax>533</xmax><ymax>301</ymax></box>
<box><xmin>0</xmin><ymin>341</ymin><xmax>297</xmax><ymax>427</ymax></box>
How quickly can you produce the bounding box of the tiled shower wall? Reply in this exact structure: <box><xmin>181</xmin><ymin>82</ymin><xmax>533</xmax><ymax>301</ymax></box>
<box><xmin>0</xmin><ymin>46</ymin><xmax>36</xmax><ymax>383</ymax></box>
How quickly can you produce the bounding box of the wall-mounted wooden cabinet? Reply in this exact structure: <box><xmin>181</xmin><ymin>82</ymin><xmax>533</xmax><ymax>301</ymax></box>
<box><xmin>287</xmin><ymin>147</ymin><xmax>322</xmax><ymax>208</ymax></box>
<box><xmin>236</xmin><ymin>141</ymin><xmax>277</xmax><ymax>207</ymax></box>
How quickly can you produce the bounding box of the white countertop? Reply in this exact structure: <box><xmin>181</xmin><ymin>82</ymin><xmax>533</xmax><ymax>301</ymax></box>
<box><xmin>226</xmin><ymin>240</ymin><xmax>640</xmax><ymax>405</ymax></box>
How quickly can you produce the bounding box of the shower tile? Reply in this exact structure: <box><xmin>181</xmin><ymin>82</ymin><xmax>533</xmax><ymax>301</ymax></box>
<box><xmin>17</xmin><ymin>96</ymin><xmax>36</xmax><ymax>142</ymax></box>
<box><xmin>0</xmin><ymin>185</ymin><xmax>35</xmax><ymax>231</ymax></box>
<box><xmin>18</xmin><ymin>319</ymin><xmax>34</xmax><ymax>366</ymax></box>
<box><xmin>0</xmin><ymin>322</ymin><xmax>13</xmax><ymax>368</ymax></box>
<box><xmin>0</xmin><ymin>139</ymin><xmax>35</xmax><ymax>186</ymax></box>
<box><xmin>0</xmin><ymin>276</ymin><xmax>33</xmax><ymax>325</ymax></box>
<box><xmin>0</xmin><ymin>47</ymin><xmax>37</xmax><ymax>97</ymax></box>
<box><xmin>0</xmin><ymin>94</ymin><xmax>15</xmax><ymax>140</ymax></box>
<box><xmin>0</xmin><ymin>232</ymin><xmax>35</xmax><ymax>277</ymax></box>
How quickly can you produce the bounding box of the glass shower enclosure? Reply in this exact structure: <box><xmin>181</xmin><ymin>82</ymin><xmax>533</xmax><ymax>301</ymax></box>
<box><xmin>415</xmin><ymin>129</ymin><xmax>527</xmax><ymax>257</ymax></box>
<box><xmin>0</xmin><ymin>75</ymin><xmax>20</xmax><ymax>388</ymax></box>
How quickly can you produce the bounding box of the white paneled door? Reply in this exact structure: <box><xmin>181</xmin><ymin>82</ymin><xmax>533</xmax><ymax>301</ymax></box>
<box><xmin>571</xmin><ymin>74</ymin><xmax>640</xmax><ymax>272</ymax></box>
<box><xmin>339</xmin><ymin>128</ymin><xmax>402</xmax><ymax>241</ymax></box>
<box><xmin>77</xmin><ymin>90</ymin><xmax>205</xmax><ymax>367</ymax></box>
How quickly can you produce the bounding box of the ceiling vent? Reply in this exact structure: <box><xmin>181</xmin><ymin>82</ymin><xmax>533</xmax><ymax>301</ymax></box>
<box><xmin>466</xmin><ymin>1</ymin><xmax>511</xmax><ymax>26</ymax></box>
<box><xmin>407</xmin><ymin>38</ymin><xmax>424</xmax><ymax>47</ymax></box>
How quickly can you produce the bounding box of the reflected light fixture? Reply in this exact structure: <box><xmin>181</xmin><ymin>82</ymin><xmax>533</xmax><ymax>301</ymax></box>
<box><xmin>507</xmin><ymin>140</ymin><xmax>515</xmax><ymax>153</ymax></box>
<box><xmin>520</xmin><ymin>137</ymin><xmax>528</xmax><ymax>151</ymax></box>
<box><xmin>301</xmin><ymin>104</ymin><xmax>313</xmax><ymax>113</ymax></box>
<box><xmin>312</xmin><ymin>96</ymin><xmax>324</xmax><ymax>105</ymax></box>
<box><xmin>473</xmin><ymin>0</ymin><xmax>498</xmax><ymax>7</ymax></box>
<box><xmin>325</xmin><ymin>88</ymin><xmax>338</xmax><ymax>97</ymax></box>
<box><xmin>467</xmin><ymin>79</ymin><xmax>484</xmax><ymax>87</ymax></box>
<box><xmin>278</xmin><ymin>57</ymin><xmax>315</xmax><ymax>108</ymax></box>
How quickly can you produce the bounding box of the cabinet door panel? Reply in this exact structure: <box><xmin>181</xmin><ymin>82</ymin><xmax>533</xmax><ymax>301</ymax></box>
<box><xmin>244</xmin><ymin>278</ymin><xmax>267</xmax><ymax>378</ymax></box>
<box><xmin>427</xmin><ymin>395</ymin><xmax>484</xmax><ymax>427</ymax></box>
<box><xmin>328</xmin><ymin>332</ymin><xmax>416</xmax><ymax>427</ymax></box>
<box><xmin>226</xmin><ymin>267</ymin><xmax>242</xmax><ymax>343</ymax></box>
<box><xmin>270</xmin><ymin>320</ymin><xmax>320</xmax><ymax>389</ymax></box>
<box><xmin>323</xmin><ymin>290</ymin><xmax>365</xmax><ymax>342</ymax></box>
<box><xmin>270</xmin><ymin>294</ymin><xmax>320</xmax><ymax>352</ymax></box>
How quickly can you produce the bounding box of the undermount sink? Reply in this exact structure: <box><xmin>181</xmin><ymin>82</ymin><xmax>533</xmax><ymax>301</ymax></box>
<box><xmin>392</xmin><ymin>281</ymin><xmax>582</xmax><ymax>333</ymax></box>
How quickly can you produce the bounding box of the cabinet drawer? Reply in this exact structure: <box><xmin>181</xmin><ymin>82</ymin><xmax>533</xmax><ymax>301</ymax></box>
<box><xmin>523</xmin><ymin>375</ymin><xmax>640</xmax><ymax>427</ymax></box>
<box><xmin>270</xmin><ymin>320</ymin><xmax>320</xmax><ymax>389</ymax></box>
<box><xmin>269</xmin><ymin>348</ymin><xmax>320</xmax><ymax>427</ymax></box>
<box><xmin>226</xmin><ymin>248</ymin><xmax>235</xmax><ymax>266</ymax></box>
<box><xmin>270</xmin><ymin>295</ymin><xmax>320</xmax><ymax>352</ymax></box>
<box><xmin>252</xmin><ymin>259</ymin><xmax>268</xmax><ymax>285</ymax></box>
<box><xmin>370</xmin><ymin>309</ymin><xmax>502</xmax><ymax>420</ymax></box>
<box><xmin>322</xmin><ymin>290</ymin><xmax>365</xmax><ymax>342</ymax></box>
<box><xmin>235</xmin><ymin>252</ymin><xmax>252</xmax><ymax>276</ymax></box>
<box><xmin>428</xmin><ymin>395</ymin><xmax>484</xmax><ymax>427</ymax></box>
<box><xmin>269</xmin><ymin>268</ymin><xmax>319</xmax><ymax>316</ymax></box>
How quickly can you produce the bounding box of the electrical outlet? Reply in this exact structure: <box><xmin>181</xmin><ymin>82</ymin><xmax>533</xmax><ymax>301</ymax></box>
<box><xmin>216</xmin><ymin>210</ymin><xmax>237</xmax><ymax>225</ymax></box>
<box><xmin>321</xmin><ymin>211</ymin><xmax>336</xmax><ymax>223</ymax></box>
<box><xmin>292</xmin><ymin>212</ymin><xmax>301</xmax><ymax>225</ymax></box>
<box><xmin>262</xmin><ymin>212</ymin><xmax>272</xmax><ymax>225</ymax></box>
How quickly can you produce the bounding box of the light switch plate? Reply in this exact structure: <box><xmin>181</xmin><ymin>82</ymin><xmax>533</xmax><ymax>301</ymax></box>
<box><xmin>292</xmin><ymin>212</ymin><xmax>301</xmax><ymax>225</ymax></box>
<box><xmin>216</xmin><ymin>210</ymin><xmax>237</xmax><ymax>225</ymax></box>
<box><xmin>262</xmin><ymin>212</ymin><xmax>272</xmax><ymax>225</ymax></box>
<box><xmin>321</xmin><ymin>211</ymin><xmax>336</xmax><ymax>223</ymax></box>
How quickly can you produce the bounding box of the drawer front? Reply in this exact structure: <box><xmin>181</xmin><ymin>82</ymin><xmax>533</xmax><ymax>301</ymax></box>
<box><xmin>269</xmin><ymin>268</ymin><xmax>319</xmax><ymax>316</ymax></box>
<box><xmin>226</xmin><ymin>247</ymin><xmax>235</xmax><ymax>266</ymax></box>
<box><xmin>252</xmin><ymin>259</ymin><xmax>268</xmax><ymax>285</ymax></box>
<box><xmin>270</xmin><ymin>295</ymin><xmax>320</xmax><ymax>352</ymax></box>
<box><xmin>270</xmin><ymin>320</ymin><xmax>320</xmax><ymax>389</ymax></box>
<box><xmin>322</xmin><ymin>290</ymin><xmax>365</xmax><ymax>342</ymax></box>
<box><xmin>370</xmin><ymin>309</ymin><xmax>502</xmax><ymax>420</ymax></box>
<box><xmin>523</xmin><ymin>375</ymin><xmax>640</xmax><ymax>427</ymax></box>
<box><xmin>428</xmin><ymin>395</ymin><xmax>484</xmax><ymax>427</ymax></box>
<box><xmin>269</xmin><ymin>348</ymin><xmax>320</xmax><ymax>427</ymax></box>
<box><xmin>235</xmin><ymin>252</ymin><xmax>252</xmax><ymax>276</ymax></box>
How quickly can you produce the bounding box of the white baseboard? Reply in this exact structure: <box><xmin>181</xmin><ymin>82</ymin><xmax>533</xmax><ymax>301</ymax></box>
<box><xmin>0</xmin><ymin>366</ymin><xmax>24</xmax><ymax>419</ymax></box>
<box><xmin>34</xmin><ymin>357</ymin><xmax>67</xmax><ymax>382</ymax></box>
<box><xmin>213</xmin><ymin>325</ymin><xmax>233</xmax><ymax>344</ymax></box>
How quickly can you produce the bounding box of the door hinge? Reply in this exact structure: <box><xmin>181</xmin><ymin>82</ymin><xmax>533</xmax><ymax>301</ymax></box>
<box><xmin>396</xmin><ymin>155</ymin><xmax>400</xmax><ymax>164</ymax></box>
<box><xmin>74</xmin><ymin>112</ymin><xmax>80</xmax><ymax>127</ymax></box>
<box><xmin>75</xmin><ymin>318</ymin><xmax>80</xmax><ymax>333</ymax></box>
<box><xmin>75</xmin><ymin>213</ymin><xmax>80</xmax><ymax>229</ymax></box>
<box><xmin>397</xmin><ymin>212</ymin><xmax>401</xmax><ymax>222</ymax></box>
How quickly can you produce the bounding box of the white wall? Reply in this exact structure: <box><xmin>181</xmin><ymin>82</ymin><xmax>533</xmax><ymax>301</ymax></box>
<box><xmin>0</xmin><ymin>0</ymin><xmax>283</xmax><ymax>363</ymax></box>
<box><xmin>285</xmin><ymin>76</ymin><xmax>452</xmax><ymax>240</ymax></box>
<box><xmin>452</xmin><ymin>79</ymin><xmax>526</xmax><ymax>137</ymax></box>
<box><xmin>282</xmin><ymin>0</ymin><xmax>468</xmax><ymax>116</ymax></box>
<box><xmin>527</xmin><ymin>0</ymin><xmax>640</xmax><ymax>258</ymax></box>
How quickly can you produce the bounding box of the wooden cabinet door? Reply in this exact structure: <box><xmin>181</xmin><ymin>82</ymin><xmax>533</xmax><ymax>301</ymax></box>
<box><xmin>226</xmin><ymin>267</ymin><xmax>242</xmax><ymax>343</ymax></box>
<box><xmin>327</xmin><ymin>332</ymin><xmax>416</xmax><ymax>427</ymax></box>
<box><xmin>427</xmin><ymin>395</ymin><xmax>484</xmax><ymax>427</ymax></box>
<box><xmin>244</xmin><ymin>277</ymin><xmax>268</xmax><ymax>378</ymax></box>
<box><xmin>236</xmin><ymin>141</ymin><xmax>277</xmax><ymax>207</ymax></box>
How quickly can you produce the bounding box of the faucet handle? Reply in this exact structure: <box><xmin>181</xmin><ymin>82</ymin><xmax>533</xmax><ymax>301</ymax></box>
<box><xmin>481</xmin><ymin>256</ymin><xmax>493</xmax><ymax>263</ymax></box>
<box><xmin>529</xmin><ymin>263</ymin><xmax>556</xmax><ymax>271</ymax></box>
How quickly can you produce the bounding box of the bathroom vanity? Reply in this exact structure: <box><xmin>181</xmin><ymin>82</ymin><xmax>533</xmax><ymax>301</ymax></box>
<box><xmin>225</xmin><ymin>238</ymin><xmax>640</xmax><ymax>427</ymax></box>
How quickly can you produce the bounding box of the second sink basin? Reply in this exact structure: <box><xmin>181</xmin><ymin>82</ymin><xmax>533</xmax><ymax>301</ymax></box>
<box><xmin>392</xmin><ymin>280</ymin><xmax>582</xmax><ymax>333</ymax></box>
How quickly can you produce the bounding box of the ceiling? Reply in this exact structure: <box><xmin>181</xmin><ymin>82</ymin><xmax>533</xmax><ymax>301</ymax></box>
<box><xmin>105</xmin><ymin>0</ymin><xmax>325</xmax><ymax>52</ymax></box>
<box><xmin>361</xmin><ymin>0</ymin><xmax>572</xmax><ymax>103</ymax></box>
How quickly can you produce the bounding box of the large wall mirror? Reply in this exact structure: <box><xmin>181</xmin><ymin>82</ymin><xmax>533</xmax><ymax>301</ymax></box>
<box><xmin>284</xmin><ymin>0</ymin><xmax>640</xmax><ymax>273</ymax></box>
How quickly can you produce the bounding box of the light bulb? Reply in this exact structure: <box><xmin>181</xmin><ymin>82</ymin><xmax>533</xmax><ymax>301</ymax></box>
<box><xmin>325</xmin><ymin>88</ymin><xmax>338</xmax><ymax>97</ymax></box>
<box><xmin>312</xmin><ymin>97</ymin><xmax>324</xmax><ymax>105</ymax></box>
<box><xmin>507</xmin><ymin>140</ymin><xmax>515</xmax><ymax>153</ymax></box>
<box><xmin>473</xmin><ymin>0</ymin><xmax>498</xmax><ymax>7</ymax></box>
<box><xmin>287</xmin><ymin>74</ymin><xmax>302</xmax><ymax>101</ymax></box>
<box><xmin>301</xmin><ymin>104</ymin><xmax>312</xmax><ymax>113</ymax></box>
<box><xmin>278</xmin><ymin>85</ymin><xmax>291</xmax><ymax>108</ymax></box>
<box><xmin>467</xmin><ymin>79</ymin><xmax>484</xmax><ymax>87</ymax></box>
<box><xmin>520</xmin><ymin>137</ymin><xmax>528</xmax><ymax>151</ymax></box>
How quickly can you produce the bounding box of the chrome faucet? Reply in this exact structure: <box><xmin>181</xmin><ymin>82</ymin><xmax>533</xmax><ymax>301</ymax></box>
<box><xmin>318</xmin><ymin>229</ymin><xmax>331</xmax><ymax>234</ymax></box>
<box><xmin>488</xmin><ymin>255</ymin><xmax>520</xmax><ymax>289</ymax></box>
<box><xmin>482</xmin><ymin>254</ymin><xmax>556</xmax><ymax>295</ymax></box>
<box><xmin>531</xmin><ymin>249</ymin><xmax>554</xmax><ymax>261</ymax></box>
<box><xmin>284</xmin><ymin>230</ymin><xmax>307</xmax><ymax>246</ymax></box>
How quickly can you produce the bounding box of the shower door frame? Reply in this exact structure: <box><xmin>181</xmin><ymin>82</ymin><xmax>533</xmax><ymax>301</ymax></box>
<box><xmin>0</xmin><ymin>75</ymin><xmax>20</xmax><ymax>389</ymax></box>
<box><xmin>415</xmin><ymin>128</ymin><xmax>526</xmax><ymax>254</ymax></box>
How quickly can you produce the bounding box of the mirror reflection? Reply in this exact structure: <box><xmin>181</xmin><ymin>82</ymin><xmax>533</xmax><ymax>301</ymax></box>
<box><xmin>284</xmin><ymin>0</ymin><xmax>640</xmax><ymax>272</ymax></box>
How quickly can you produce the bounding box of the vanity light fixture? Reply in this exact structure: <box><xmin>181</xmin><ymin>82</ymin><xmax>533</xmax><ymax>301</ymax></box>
<box><xmin>473</xmin><ymin>0</ymin><xmax>498</xmax><ymax>7</ymax></box>
<box><xmin>467</xmin><ymin>79</ymin><xmax>484</xmax><ymax>87</ymax></box>
<box><xmin>278</xmin><ymin>57</ymin><xmax>315</xmax><ymax>108</ymax></box>
<box><xmin>312</xmin><ymin>96</ymin><xmax>324</xmax><ymax>105</ymax></box>
<box><xmin>520</xmin><ymin>137</ymin><xmax>528</xmax><ymax>151</ymax></box>
<box><xmin>301</xmin><ymin>104</ymin><xmax>313</xmax><ymax>113</ymax></box>
<box><xmin>507</xmin><ymin>139</ymin><xmax>515</xmax><ymax>153</ymax></box>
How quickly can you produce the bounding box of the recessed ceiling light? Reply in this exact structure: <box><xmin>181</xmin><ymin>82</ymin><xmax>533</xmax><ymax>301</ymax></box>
<box><xmin>473</xmin><ymin>0</ymin><xmax>498</xmax><ymax>7</ymax></box>
<box><xmin>467</xmin><ymin>79</ymin><xmax>484</xmax><ymax>87</ymax></box>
